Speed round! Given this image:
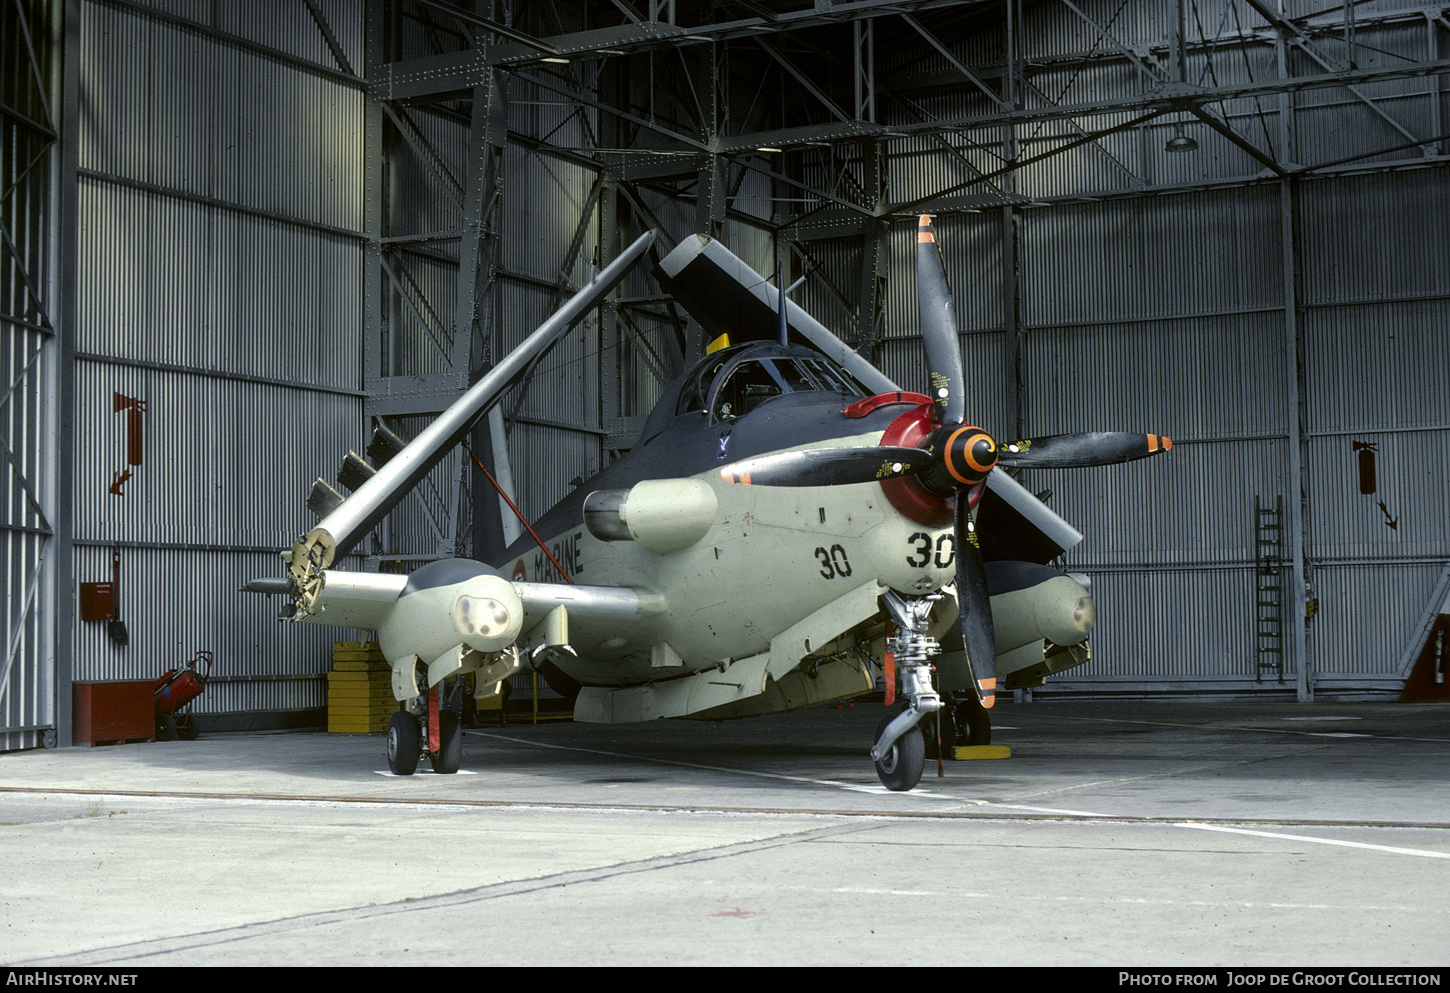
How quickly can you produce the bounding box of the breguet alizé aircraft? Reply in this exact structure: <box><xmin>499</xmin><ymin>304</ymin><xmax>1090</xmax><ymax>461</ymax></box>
<box><xmin>251</xmin><ymin>217</ymin><xmax>1171</xmax><ymax>791</ymax></box>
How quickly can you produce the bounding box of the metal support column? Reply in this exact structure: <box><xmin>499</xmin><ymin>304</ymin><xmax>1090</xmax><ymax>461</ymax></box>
<box><xmin>361</xmin><ymin>0</ymin><xmax>387</xmax><ymax>570</ymax></box>
<box><xmin>1004</xmin><ymin>0</ymin><xmax>1025</xmax><ymax>440</ymax></box>
<box><xmin>460</xmin><ymin>53</ymin><xmax>516</xmax><ymax>562</ymax></box>
<box><xmin>1281</xmin><ymin>178</ymin><xmax>1311</xmax><ymax>702</ymax></box>
<box><xmin>52</xmin><ymin>0</ymin><xmax>77</xmax><ymax>748</ymax></box>
<box><xmin>0</xmin><ymin>0</ymin><xmax>70</xmax><ymax>751</ymax></box>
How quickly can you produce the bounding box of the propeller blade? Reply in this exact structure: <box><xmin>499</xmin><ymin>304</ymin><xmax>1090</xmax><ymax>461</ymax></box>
<box><xmin>954</xmin><ymin>497</ymin><xmax>997</xmax><ymax>709</ymax></box>
<box><xmin>996</xmin><ymin>432</ymin><xmax>1172</xmax><ymax>469</ymax></box>
<box><xmin>916</xmin><ymin>215</ymin><xmax>966</xmax><ymax>425</ymax></box>
<box><xmin>719</xmin><ymin>446</ymin><xmax>929</xmax><ymax>487</ymax></box>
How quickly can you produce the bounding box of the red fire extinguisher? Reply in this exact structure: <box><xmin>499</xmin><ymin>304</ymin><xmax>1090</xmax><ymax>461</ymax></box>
<box><xmin>154</xmin><ymin>650</ymin><xmax>212</xmax><ymax>741</ymax></box>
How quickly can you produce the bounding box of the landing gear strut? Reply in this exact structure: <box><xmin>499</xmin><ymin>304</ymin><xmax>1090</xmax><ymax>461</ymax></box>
<box><xmin>870</xmin><ymin>592</ymin><xmax>943</xmax><ymax>792</ymax></box>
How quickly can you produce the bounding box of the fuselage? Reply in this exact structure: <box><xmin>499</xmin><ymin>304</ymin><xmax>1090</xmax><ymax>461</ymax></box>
<box><xmin>495</xmin><ymin>343</ymin><xmax>956</xmax><ymax>685</ymax></box>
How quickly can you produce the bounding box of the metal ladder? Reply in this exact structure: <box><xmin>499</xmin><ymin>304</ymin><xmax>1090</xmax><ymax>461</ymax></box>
<box><xmin>1255</xmin><ymin>496</ymin><xmax>1285</xmax><ymax>682</ymax></box>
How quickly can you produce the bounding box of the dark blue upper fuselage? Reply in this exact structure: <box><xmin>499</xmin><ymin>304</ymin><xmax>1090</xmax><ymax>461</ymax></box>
<box><xmin>499</xmin><ymin>342</ymin><xmax>908</xmax><ymax>562</ymax></box>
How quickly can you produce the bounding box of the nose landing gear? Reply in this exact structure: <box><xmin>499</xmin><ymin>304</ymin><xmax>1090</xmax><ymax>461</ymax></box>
<box><xmin>870</xmin><ymin>592</ymin><xmax>943</xmax><ymax>791</ymax></box>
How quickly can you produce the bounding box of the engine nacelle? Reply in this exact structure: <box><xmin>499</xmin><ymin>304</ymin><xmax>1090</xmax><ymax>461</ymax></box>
<box><xmin>584</xmin><ymin>478</ymin><xmax>717</xmax><ymax>554</ymax></box>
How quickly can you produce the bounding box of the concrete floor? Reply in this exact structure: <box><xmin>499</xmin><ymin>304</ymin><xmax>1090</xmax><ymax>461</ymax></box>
<box><xmin>2</xmin><ymin>698</ymin><xmax>1448</xmax><ymax>968</ymax></box>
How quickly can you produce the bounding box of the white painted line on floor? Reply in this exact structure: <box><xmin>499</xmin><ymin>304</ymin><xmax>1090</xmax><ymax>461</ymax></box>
<box><xmin>842</xmin><ymin>785</ymin><xmax>954</xmax><ymax>797</ymax></box>
<box><xmin>476</xmin><ymin>732</ymin><xmax>951</xmax><ymax>797</ymax></box>
<box><xmin>827</xmin><ymin>886</ymin><xmax>1445</xmax><ymax>914</ymax></box>
<box><xmin>1176</xmin><ymin>822</ymin><xmax>1450</xmax><ymax>859</ymax></box>
<box><xmin>373</xmin><ymin>769</ymin><xmax>478</xmax><ymax>778</ymax></box>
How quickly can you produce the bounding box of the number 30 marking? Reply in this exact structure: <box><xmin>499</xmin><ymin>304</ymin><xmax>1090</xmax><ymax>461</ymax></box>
<box><xmin>907</xmin><ymin>532</ymin><xmax>955</xmax><ymax>568</ymax></box>
<box><xmin>816</xmin><ymin>544</ymin><xmax>852</xmax><ymax>579</ymax></box>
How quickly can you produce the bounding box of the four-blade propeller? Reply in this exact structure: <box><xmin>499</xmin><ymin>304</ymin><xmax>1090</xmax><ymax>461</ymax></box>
<box><xmin>719</xmin><ymin>215</ymin><xmax>1172</xmax><ymax>710</ymax></box>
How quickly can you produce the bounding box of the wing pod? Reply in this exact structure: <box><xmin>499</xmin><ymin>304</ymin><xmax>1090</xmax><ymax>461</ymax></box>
<box><xmin>379</xmin><ymin>567</ymin><xmax>524</xmax><ymax>664</ymax></box>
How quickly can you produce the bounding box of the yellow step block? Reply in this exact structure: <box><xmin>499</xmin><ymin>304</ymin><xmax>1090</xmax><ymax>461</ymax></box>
<box><xmin>328</xmin><ymin>717</ymin><xmax>390</xmax><ymax>734</ymax></box>
<box><xmin>327</xmin><ymin>670</ymin><xmax>391</xmax><ymax>683</ymax></box>
<box><xmin>328</xmin><ymin>701</ymin><xmax>396</xmax><ymax>716</ymax></box>
<box><xmin>949</xmin><ymin>745</ymin><xmax>1012</xmax><ymax>760</ymax></box>
<box><xmin>332</xmin><ymin>659</ymin><xmax>389</xmax><ymax>672</ymax></box>
<box><xmin>333</xmin><ymin>641</ymin><xmax>387</xmax><ymax>665</ymax></box>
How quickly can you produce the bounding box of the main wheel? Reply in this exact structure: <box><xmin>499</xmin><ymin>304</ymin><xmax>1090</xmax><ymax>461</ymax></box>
<box><xmin>955</xmin><ymin>692</ymin><xmax>992</xmax><ymax>746</ymax></box>
<box><xmin>155</xmin><ymin>714</ymin><xmax>177</xmax><ymax>742</ymax></box>
<box><xmin>386</xmin><ymin>710</ymin><xmax>420</xmax><ymax>776</ymax></box>
<box><xmin>873</xmin><ymin>710</ymin><xmax>924</xmax><ymax>792</ymax></box>
<box><xmin>176</xmin><ymin>714</ymin><xmax>200</xmax><ymax>741</ymax></box>
<box><xmin>429</xmin><ymin>709</ymin><xmax>462</xmax><ymax>774</ymax></box>
<box><xmin>926</xmin><ymin>693</ymin><xmax>993</xmax><ymax>757</ymax></box>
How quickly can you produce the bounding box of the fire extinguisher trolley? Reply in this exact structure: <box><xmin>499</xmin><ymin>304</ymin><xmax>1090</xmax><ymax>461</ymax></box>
<box><xmin>154</xmin><ymin>650</ymin><xmax>212</xmax><ymax>741</ymax></box>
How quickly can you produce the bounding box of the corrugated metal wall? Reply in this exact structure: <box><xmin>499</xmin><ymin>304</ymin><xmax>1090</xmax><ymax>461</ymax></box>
<box><xmin>1298</xmin><ymin>167</ymin><xmax>1450</xmax><ymax>692</ymax></box>
<box><xmin>62</xmin><ymin>0</ymin><xmax>366</xmax><ymax>728</ymax></box>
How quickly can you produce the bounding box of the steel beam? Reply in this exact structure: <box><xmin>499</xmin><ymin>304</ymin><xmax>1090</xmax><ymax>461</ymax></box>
<box><xmin>52</xmin><ymin>0</ymin><xmax>79</xmax><ymax>749</ymax></box>
<box><xmin>709</xmin><ymin>56</ymin><xmax>1450</xmax><ymax>155</ymax></box>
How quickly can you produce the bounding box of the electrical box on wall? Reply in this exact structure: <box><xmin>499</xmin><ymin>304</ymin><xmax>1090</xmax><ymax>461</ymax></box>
<box><xmin>79</xmin><ymin>582</ymin><xmax>114</xmax><ymax>621</ymax></box>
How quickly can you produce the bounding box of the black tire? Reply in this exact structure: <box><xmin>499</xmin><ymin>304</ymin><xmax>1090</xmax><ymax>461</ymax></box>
<box><xmin>539</xmin><ymin>659</ymin><xmax>580</xmax><ymax>702</ymax></box>
<box><xmin>429</xmin><ymin>709</ymin><xmax>462</xmax><ymax>775</ymax></box>
<box><xmin>176</xmin><ymin>714</ymin><xmax>200</xmax><ymax>741</ymax></box>
<box><xmin>873</xmin><ymin>709</ymin><xmax>924</xmax><ymax>792</ymax></box>
<box><xmin>155</xmin><ymin>714</ymin><xmax>177</xmax><ymax>742</ymax></box>
<box><xmin>387</xmin><ymin>710</ymin><xmax>420</xmax><ymax>776</ymax></box>
<box><xmin>955</xmin><ymin>692</ymin><xmax>992</xmax><ymax>746</ymax></box>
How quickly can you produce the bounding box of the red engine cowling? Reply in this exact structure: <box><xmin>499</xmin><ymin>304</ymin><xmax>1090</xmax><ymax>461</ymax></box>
<box><xmin>872</xmin><ymin>401</ymin><xmax>986</xmax><ymax>526</ymax></box>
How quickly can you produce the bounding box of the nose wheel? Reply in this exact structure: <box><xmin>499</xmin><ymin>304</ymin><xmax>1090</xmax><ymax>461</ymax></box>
<box><xmin>873</xmin><ymin>708</ymin><xmax>925</xmax><ymax>791</ymax></box>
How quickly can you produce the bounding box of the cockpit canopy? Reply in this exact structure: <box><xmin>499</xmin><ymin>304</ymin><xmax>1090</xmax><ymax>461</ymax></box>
<box><xmin>637</xmin><ymin>343</ymin><xmax>869</xmax><ymax>447</ymax></box>
<box><xmin>677</xmin><ymin>344</ymin><xmax>867</xmax><ymax>419</ymax></box>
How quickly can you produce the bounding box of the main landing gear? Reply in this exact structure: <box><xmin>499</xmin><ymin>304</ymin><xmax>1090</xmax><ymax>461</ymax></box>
<box><xmin>870</xmin><ymin>592</ymin><xmax>943</xmax><ymax>792</ymax></box>
<box><xmin>386</xmin><ymin>679</ymin><xmax>463</xmax><ymax>776</ymax></box>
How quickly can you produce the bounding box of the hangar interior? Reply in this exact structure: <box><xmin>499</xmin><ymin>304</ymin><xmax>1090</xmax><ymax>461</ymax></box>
<box><xmin>4</xmin><ymin>0</ymin><xmax>1449</xmax><ymax>751</ymax></box>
